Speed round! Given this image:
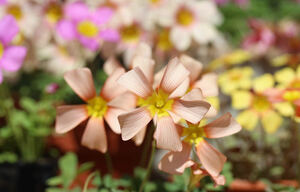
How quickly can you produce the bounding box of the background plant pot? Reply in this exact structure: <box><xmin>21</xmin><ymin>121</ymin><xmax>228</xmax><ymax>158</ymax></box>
<box><xmin>0</xmin><ymin>159</ymin><xmax>57</xmax><ymax>192</ymax></box>
<box><xmin>229</xmin><ymin>179</ymin><xmax>266</xmax><ymax>192</ymax></box>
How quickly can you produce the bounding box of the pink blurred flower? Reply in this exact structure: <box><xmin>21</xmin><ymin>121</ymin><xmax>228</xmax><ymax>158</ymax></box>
<box><xmin>0</xmin><ymin>15</ymin><xmax>27</xmax><ymax>83</ymax></box>
<box><xmin>242</xmin><ymin>19</ymin><xmax>275</xmax><ymax>55</ymax></box>
<box><xmin>45</xmin><ymin>83</ymin><xmax>60</xmax><ymax>94</ymax></box>
<box><xmin>56</xmin><ymin>2</ymin><xmax>119</xmax><ymax>51</ymax></box>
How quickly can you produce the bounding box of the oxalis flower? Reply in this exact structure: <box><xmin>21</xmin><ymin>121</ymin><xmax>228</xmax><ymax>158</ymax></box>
<box><xmin>0</xmin><ymin>15</ymin><xmax>27</xmax><ymax>83</ymax></box>
<box><xmin>57</xmin><ymin>2</ymin><xmax>119</xmax><ymax>51</ymax></box>
<box><xmin>265</xmin><ymin>66</ymin><xmax>300</xmax><ymax>120</ymax></box>
<box><xmin>55</xmin><ymin>67</ymin><xmax>135</xmax><ymax>153</ymax></box>
<box><xmin>158</xmin><ymin>110</ymin><xmax>241</xmax><ymax>185</ymax></box>
<box><xmin>232</xmin><ymin>74</ymin><xmax>286</xmax><ymax>133</ymax></box>
<box><xmin>117</xmin><ymin>57</ymin><xmax>212</xmax><ymax>152</ymax></box>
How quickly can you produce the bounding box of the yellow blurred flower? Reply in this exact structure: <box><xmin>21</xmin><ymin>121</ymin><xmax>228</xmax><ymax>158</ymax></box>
<box><xmin>209</xmin><ymin>50</ymin><xmax>251</xmax><ymax>70</ymax></box>
<box><xmin>232</xmin><ymin>74</ymin><xmax>284</xmax><ymax>133</ymax></box>
<box><xmin>218</xmin><ymin>67</ymin><xmax>253</xmax><ymax>95</ymax></box>
<box><xmin>274</xmin><ymin>66</ymin><xmax>300</xmax><ymax>89</ymax></box>
<box><xmin>272</xmin><ymin>53</ymin><xmax>300</xmax><ymax>69</ymax></box>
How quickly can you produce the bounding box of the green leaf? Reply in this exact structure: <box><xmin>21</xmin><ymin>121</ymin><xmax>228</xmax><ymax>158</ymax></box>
<box><xmin>92</xmin><ymin>172</ymin><xmax>102</xmax><ymax>186</ymax></box>
<box><xmin>103</xmin><ymin>174</ymin><xmax>114</xmax><ymax>188</ymax></box>
<box><xmin>0</xmin><ymin>127</ymin><xmax>12</xmax><ymax>138</ymax></box>
<box><xmin>99</xmin><ymin>189</ymin><xmax>110</xmax><ymax>192</ymax></box>
<box><xmin>144</xmin><ymin>182</ymin><xmax>157</xmax><ymax>192</ymax></box>
<box><xmin>0</xmin><ymin>152</ymin><xmax>17</xmax><ymax>163</ymax></box>
<box><xmin>78</xmin><ymin>162</ymin><xmax>94</xmax><ymax>174</ymax></box>
<box><xmin>59</xmin><ymin>152</ymin><xmax>78</xmax><ymax>188</ymax></box>
<box><xmin>134</xmin><ymin>167</ymin><xmax>147</xmax><ymax>180</ymax></box>
<box><xmin>46</xmin><ymin>188</ymin><xmax>64</xmax><ymax>192</ymax></box>
<box><xmin>20</xmin><ymin>97</ymin><xmax>37</xmax><ymax>112</ymax></box>
<box><xmin>47</xmin><ymin>176</ymin><xmax>63</xmax><ymax>186</ymax></box>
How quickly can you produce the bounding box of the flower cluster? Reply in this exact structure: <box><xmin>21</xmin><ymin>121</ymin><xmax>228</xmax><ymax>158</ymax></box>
<box><xmin>55</xmin><ymin>43</ymin><xmax>241</xmax><ymax>186</ymax></box>
<box><xmin>0</xmin><ymin>0</ymin><xmax>225</xmax><ymax>77</ymax></box>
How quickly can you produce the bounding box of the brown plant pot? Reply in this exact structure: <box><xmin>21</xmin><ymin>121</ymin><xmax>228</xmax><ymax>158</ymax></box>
<box><xmin>229</xmin><ymin>179</ymin><xmax>266</xmax><ymax>192</ymax></box>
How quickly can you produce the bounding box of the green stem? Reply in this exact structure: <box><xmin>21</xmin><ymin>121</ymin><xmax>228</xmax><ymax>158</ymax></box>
<box><xmin>138</xmin><ymin>139</ymin><xmax>156</xmax><ymax>192</ymax></box>
<box><xmin>104</xmin><ymin>152</ymin><xmax>113</xmax><ymax>174</ymax></box>
<box><xmin>139</xmin><ymin>124</ymin><xmax>155</xmax><ymax>167</ymax></box>
<box><xmin>83</xmin><ymin>171</ymin><xmax>97</xmax><ymax>192</ymax></box>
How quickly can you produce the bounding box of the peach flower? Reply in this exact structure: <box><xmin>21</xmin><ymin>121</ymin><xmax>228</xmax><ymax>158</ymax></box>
<box><xmin>117</xmin><ymin>57</ymin><xmax>212</xmax><ymax>152</ymax></box>
<box><xmin>159</xmin><ymin>111</ymin><xmax>241</xmax><ymax>181</ymax></box>
<box><xmin>55</xmin><ymin>67</ymin><xmax>135</xmax><ymax>153</ymax></box>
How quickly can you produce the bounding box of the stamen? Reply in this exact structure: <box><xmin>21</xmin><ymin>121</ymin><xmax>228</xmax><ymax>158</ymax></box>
<box><xmin>86</xmin><ymin>97</ymin><xmax>108</xmax><ymax>118</ymax></box>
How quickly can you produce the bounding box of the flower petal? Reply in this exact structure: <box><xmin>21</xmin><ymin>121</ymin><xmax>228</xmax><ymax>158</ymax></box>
<box><xmin>154</xmin><ymin>116</ymin><xmax>183</xmax><ymax>151</ymax></box>
<box><xmin>160</xmin><ymin>57</ymin><xmax>190</xmax><ymax>94</ymax></box>
<box><xmin>133</xmin><ymin>126</ymin><xmax>147</xmax><ymax>146</ymax></box>
<box><xmin>131</xmin><ymin>56</ymin><xmax>155</xmax><ymax>83</ymax></box>
<box><xmin>56</xmin><ymin>20</ymin><xmax>76</xmax><ymax>40</ymax></box>
<box><xmin>204</xmin><ymin>112</ymin><xmax>241</xmax><ymax>138</ymax></box>
<box><xmin>274</xmin><ymin>102</ymin><xmax>294</xmax><ymax>117</ymax></box>
<box><xmin>119</xmin><ymin>107</ymin><xmax>152</xmax><ymax>141</ymax></box>
<box><xmin>181</xmin><ymin>88</ymin><xmax>204</xmax><ymax>101</ymax></box>
<box><xmin>64</xmin><ymin>68</ymin><xmax>96</xmax><ymax>101</ymax></box>
<box><xmin>173</xmin><ymin>100</ymin><xmax>210</xmax><ymax>124</ymax></box>
<box><xmin>1</xmin><ymin>46</ymin><xmax>27</xmax><ymax>72</ymax></box>
<box><xmin>0</xmin><ymin>70</ymin><xmax>3</xmax><ymax>84</ymax></box>
<box><xmin>261</xmin><ymin>111</ymin><xmax>282</xmax><ymax>134</ymax></box>
<box><xmin>104</xmin><ymin>107</ymin><xmax>125</xmax><ymax>134</ymax></box>
<box><xmin>236</xmin><ymin>110</ymin><xmax>258</xmax><ymax>131</ymax></box>
<box><xmin>253</xmin><ymin>74</ymin><xmax>274</xmax><ymax>93</ymax></box>
<box><xmin>134</xmin><ymin>42</ymin><xmax>152</xmax><ymax>58</ymax></box>
<box><xmin>81</xmin><ymin>117</ymin><xmax>107</xmax><ymax>153</ymax></box>
<box><xmin>0</xmin><ymin>15</ymin><xmax>18</xmax><ymax>45</ymax></box>
<box><xmin>274</xmin><ymin>68</ymin><xmax>295</xmax><ymax>85</ymax></box>
<box><xmin>101</xmin><ymin>67</ymin><xmax>127</xmax><ymax>101</ymax></box>
<box><xmin>170</xmin><ymin>27</ymin><xmax>191</xmax><ymax>51</ymax></box>
<box><xmin>231</xmin><ymin>90</ymin><xmax>252</xmax><ymax>110</ymax></box>
<box><xmin>107</xmin><ymin>92</ymin><xmax>137</xmax><ymax>110</ymax></box>
<box><xmin>193</xmin><ymin>73</ymin><xmax>219</xmax><ymax>97</ymax></box>
<box><xmin>55</xmin><ymin>105</ymin><xmax>88</xmax><ymax>134</ymax></box>
<box><xmin>196</xmin><ymin>140</ymin><xmax>227</xmax><ymax>177</ymax></box>
<box><xmin>168</xmin><ymin>78</ymin><xmax>190</xmax><ymax>99</ymax></box>
<box><xmin>103</xmin><ymin>57</ymin><xmax>122</xmax><ymax>75</ymax></box>
<box><xmin>64</xmin><ymin>2</ymin><xmax>90</xmax><ymax>21</ymax></box>
<box><xmin>158</xmin><ymin>142</ymin><xmax>194</xmax><ymax>174</ymax></box>
<box><xmin>180</xmin><ymin>54</ymin><xmax>203</xmax><ymax>83</ymax></box>
<box><xmin>117</xmin><ymin>67</ymin><xmax>153</xmax><ymax>98</ymax></box>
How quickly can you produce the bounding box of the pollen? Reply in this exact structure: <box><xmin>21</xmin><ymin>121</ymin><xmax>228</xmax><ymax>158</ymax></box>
<box><xmin>120</xmin><ymin>24</ymin><xmax>140</xmax><ymax>43</ymax></box>
<box><xmin>290</xmin><ymin>80</ymin><xmax>300</xmax><ymax>89</ymax></box>
<box><xmin>283</xmin><ymin>90</ymin><xmax>300</xmax><ymax>102</ymax></box>
<box><xmin>182</xmin><ymin>123</ymin><xmax>206</xmax><ymax>145</ymax></box>
<box><xmin>45</xmin><ymin>3</ymin><xmax>63</xmax><ymax>24</ymax></box>
<box><xmin>252</xmin><ymin>95</ymin><xmax>271</xmax><ymax>112</ymax></box>
<box><xmin>157</xmin><ymin>29</ymin><xmax>173</xmax><ymax>51</ymax></box>
<box><xmin>138</xmin><ymin>89</ymin><xmax>174</xmax><ymax>117</ymax></box>
<box><xmin>6</xmin><ymin>4</ymin><xmax>23</xmax><ymax>20</ymax></box>
<box><xmin>77</xmin><ymin>21</ymin><xmax>99</xmax><ymax>38</ymax></box>
<box><xmin>0</xmin><ymin>43</ymin><xmax>3</xmax><ymax>58</ymax></box>
<box><xmin>176</xmin><ymin>8</ymin><xmax>194</xmax><ymax>26</ymax></box>
<box><xmin>86</xmin><ymin>97</ymin><xmax>108</xmax><ymax>118</ymax></box>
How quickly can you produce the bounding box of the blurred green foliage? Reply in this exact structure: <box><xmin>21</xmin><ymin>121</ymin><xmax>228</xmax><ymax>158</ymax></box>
<box><xmin>219</xmin><ymin>0</ymin><xmax>300</xmax><ymax>45</ymax></box>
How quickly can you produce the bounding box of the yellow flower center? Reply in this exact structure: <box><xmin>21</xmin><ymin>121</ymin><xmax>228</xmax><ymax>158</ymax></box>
<box><xmin>229</xmin><ymin>71</ymin><xmax>242</xmax><ymax>81</ymax></box>
<box><xmin>46</xmin><ymin>3</ymin><xmax>63</xmax><ymax>24</ymax></box>
<box><xmin>0</xmin><ymin>43</ymin><xmax>4</xmax><ymax>58</ymax></box>
<box><xmin>252</xmin><ymin>95</ymin><xmax>271</xmax><ymax>112</ymax></box>
<box><xmin>290</xmin><ymin>80</ymin><xmax>300</xmax><ymax>89</ymax></box>
<box><xmin>176</xmin><ymin>8</ymin><xmax>194</xmax><ymax>26</ymax></box>
<box><xmin>77</xmin><ymin>21</ymin><xmax>99</xmax><ymax>38</ymax></box>
<box><xmin>149</xmin><ymin>0</ymin><xmax>160</xmax><ymax>4</ymax></box>
<box><xmin>182</xmin><ymin>123</ymin><xmax>206</xmax><ymax>145</ymax></box>
<box><xmin>120</xmin><ymin>24</ymin><xmax>140</xmax><ymax>43</ymax></box>
<box><xmin>138</xmin><ymin>89</ymin><xmax>174</xmax><ymax>117</ymax></box>
<box><xmin>6</xmin><ymin>4</ymin><xmax>23</xmax><ymax>20</ymax></box>
<box><xmin>283</xmin><ymin>90</ymin><xmax>300</xmax><ymax>102</ymax></box>
<box><xmin>157</xmin><ymin>29</ymin><xmax>172</xmax><ymax>51</ymax></box>
<box><xmin>86</xmin><ymin>97</ymin><xmax>108</xmax><ymax>118</ymax></box>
